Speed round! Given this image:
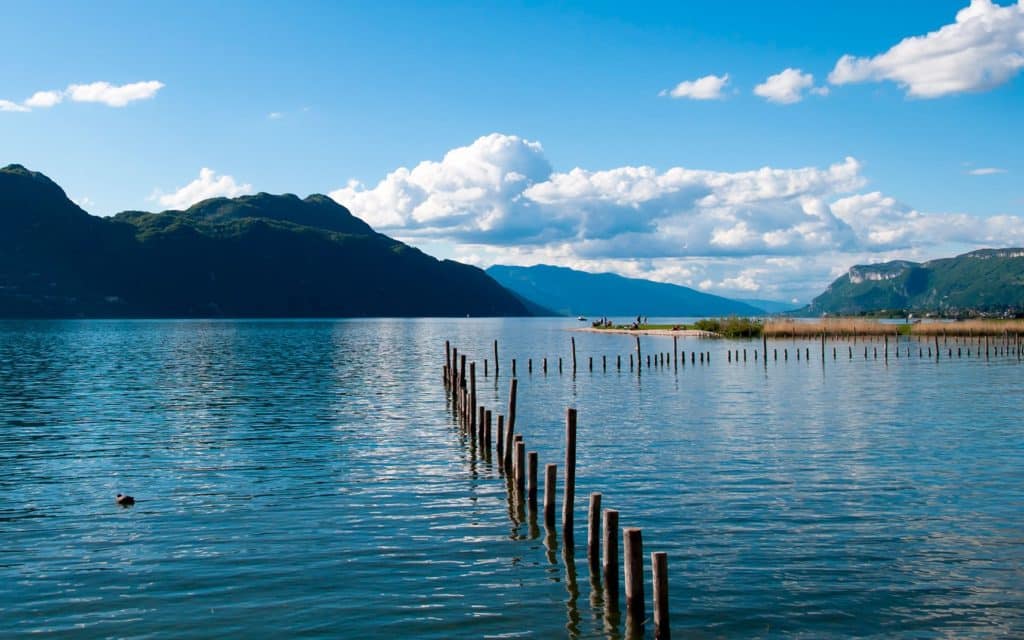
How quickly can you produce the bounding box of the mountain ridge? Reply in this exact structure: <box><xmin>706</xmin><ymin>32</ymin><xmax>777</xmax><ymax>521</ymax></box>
<box><xmin>486</xmin><ymin>264</ymin><xmax>764</xmax><ymax>317</ymax></box>
<box><xmin>0</xmin><ymin>164</ymin><xmax>530</xmax><ymax>318</ymax></box>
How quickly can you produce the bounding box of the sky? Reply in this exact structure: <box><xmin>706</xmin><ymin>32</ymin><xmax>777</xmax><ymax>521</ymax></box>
<box><xmin>2</xmin><ymin>0</ymin><xmax>1023</xmax><ymax>302</ymax></box>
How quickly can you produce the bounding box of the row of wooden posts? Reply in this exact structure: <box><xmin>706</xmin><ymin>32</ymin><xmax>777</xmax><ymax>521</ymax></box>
<box><xmin>442</xmin><ymin>339</ymin><xmax>671</xmax><ymax>639</ymax></box>
<box><xmin>466</xmin><ymin>332</ymin><xmax>1020</xmax><ymax>382</ymax></box>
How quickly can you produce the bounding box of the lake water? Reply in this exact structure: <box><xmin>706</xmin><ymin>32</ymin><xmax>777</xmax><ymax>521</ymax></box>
<box><xmin>1</xmin><ymin>319</ymin><xmax>1022</xmax><ymax>638</ymax></box>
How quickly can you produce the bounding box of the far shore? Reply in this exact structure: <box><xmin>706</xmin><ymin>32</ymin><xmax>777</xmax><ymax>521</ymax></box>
<box><xmin>573</xmin><ymin>327</ymin><xmax>717</xmax><ymax>338</ymax></box>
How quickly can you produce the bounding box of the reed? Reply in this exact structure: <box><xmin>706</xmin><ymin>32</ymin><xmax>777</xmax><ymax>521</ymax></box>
<box><xmin>763</xmin><ymin>318</ymin><xmax>899</xmax><ymax>337</ymax></box>
<box><xmin>909</xmin><ymin>319</ymin><xmax>1024</xmax><ymax>336</ymax></box>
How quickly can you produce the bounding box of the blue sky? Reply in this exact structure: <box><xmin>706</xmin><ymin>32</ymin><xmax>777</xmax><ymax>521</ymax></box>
<box><xmin>2</xmin><ymin>0</ymin><xmax>1022</xmax><ymax>301</ymax></box>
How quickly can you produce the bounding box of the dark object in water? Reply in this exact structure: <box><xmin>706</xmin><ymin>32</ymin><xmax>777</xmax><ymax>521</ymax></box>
<box><xmin>115</xmin><ymin>493</ymin><xmax>135</xmax><ymax>507</ymax></box>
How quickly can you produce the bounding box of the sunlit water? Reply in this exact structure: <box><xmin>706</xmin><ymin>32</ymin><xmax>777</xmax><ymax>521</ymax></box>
<box><xmin>1</xmin><ymin>319</ymin><xmax>1021</xmax><ymax>638</ymax></box>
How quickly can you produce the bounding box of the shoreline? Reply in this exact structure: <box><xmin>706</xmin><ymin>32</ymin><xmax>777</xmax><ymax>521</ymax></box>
<box><xmin>572</xmin><ymin>327</ymin><xmax>718</xmax><ymax>338</ymax></box>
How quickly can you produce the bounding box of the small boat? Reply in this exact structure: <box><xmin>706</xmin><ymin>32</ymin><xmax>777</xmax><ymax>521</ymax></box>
<box><xmin>577</xmin><ymin>316</ymin><xmax>587</xmax><ymax>321</ymax></box>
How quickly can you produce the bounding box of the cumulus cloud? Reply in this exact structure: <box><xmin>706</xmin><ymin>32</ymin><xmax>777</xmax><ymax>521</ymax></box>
<box><xmin>2</xmin><ymin>80</ymin><xmax>165</xmax><ymax>112</ymax></box>
<box><xmin>152</xmin><ymin>168</ymin><xmax>253</xmax><ymax>210</ymax></box>
<box><xmin>24</xmin><ymin>90</ymin><xmax>63</xmax><ymax>108</ymax></box>
<box><xmin>331</xmin><ymin>133</ymin><xmax>1024</xmax><ymax>300</ymax></box>
<box><xmin>754</xmin><ymin>68</ymin><xmax>823</xmax><ymax>104</ymax></box>
<box><xmin>829</xmin><ymin>0</ymin><xmax>1024</xmax><ymax>97</ymax></box>
<box><xmin>967</xmin><ymin>167</ymin><xmax>1007</xmax><ymax>175</ymax></box>
<box><xmin>0</xmin><ymin>99</ymin><xmax>30</xmax><ymax>112</ymax></box>
<box><xmin>660</xmin><ymin>74</ymin><xmax>730</xmax><ymax>100</ymax></box>
<box><xmin>66</xmin><ymin>81</ymin><xmax>164</xmax><ymax>107</ymax></box>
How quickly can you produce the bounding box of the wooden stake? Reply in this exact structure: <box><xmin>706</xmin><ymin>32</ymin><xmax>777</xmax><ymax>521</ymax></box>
<box><xmin>563</xmin><ymin>407</ymin><xmax>578</xmax><ymax>547</ymax></box>
<box><xmin>587</xmin><ymin>492</ymin><xmax>602</xmax><ymax>574</ymax></box>
<box><xmin>652</xmin><ymin>551</ymin><xmax>670</xmax><ymax>640</ymax></box>
<box><xmin>603</xmin><ymin>509</ymin><xmax>619</xmax><ymax>608</ymax></box>
<box><xmin>624</xmin><ymin>527</ymin><xmax>645</xmax><ymax>627</ymax></box>
<box><xmin>544</xmin><ymin>463</ymin><xmax>557</xmax><ymax>528</ymax></box>
<box><xmin>571</xmin><ymin>336</ymin><xmax>577</xmax><ymax>373</ymax></box>
<box><xmin>528</xmin><ymin>452</ymin><xmax>538</xmax><ymax>512</ymax></box>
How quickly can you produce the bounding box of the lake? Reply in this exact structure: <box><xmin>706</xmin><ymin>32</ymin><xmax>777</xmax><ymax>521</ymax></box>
<box><xmin>1</xmin><ymin>318</ymin><xmax>1022</xmax><ymax>638</ymax></box>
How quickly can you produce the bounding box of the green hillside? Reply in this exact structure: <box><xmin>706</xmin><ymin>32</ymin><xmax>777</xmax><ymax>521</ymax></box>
<box><xmin>804</xmin><ymin>249</ymin><xmax>1024</xmax><ymax>315</ymax></box>
<box><xmin>0</xmin><ymin>164</ymin><xmax>530</xmax><ymax>318</ymax></box>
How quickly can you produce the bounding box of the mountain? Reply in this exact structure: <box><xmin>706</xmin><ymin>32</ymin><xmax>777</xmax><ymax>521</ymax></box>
<box><xmin>804</xmin><ymin>249</ymin><xmax>1024</xmax><ymax>315</ymax></box>
<box><xmin>737</xmin><ymin>298</ymin><xmax>801</xmax><ymax>314</ymax></box>
<box><xmin>0</xmin><ymin>164</ymin><xmax>530</xmax><ymax>318</ymax></box>
<box><xmin>486</xmin><ymin>264</ymin><xmax>763</xmax><ymax>317</ymax></box>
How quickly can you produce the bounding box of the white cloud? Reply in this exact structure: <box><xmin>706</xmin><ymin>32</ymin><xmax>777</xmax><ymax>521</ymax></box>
<box><xmin>331</xmin><ymin>132</ymin><xmax>1024</xmax><ymax>300</ymax></box>
<box><xmin>152</xmin><ymin>168</ymin><xmax>253</xmax><ymax>210</ymax></box>
<box><xmin>24</xmin><ymin>90</ymin><xmax>63</xmax><ymax>108</ymax></box>
<box><xmin>268</xmin><ymin>112</ymin><xmax>284</xmax><ymax>119</ymax></box>
<box><xmin>967</xmin><ymin>167</ymin><xmax>1007</xmax><ymax>175</ymax></box>
<box><xmin>0</xmin><ymin>99</ymin><xmax>30</xmax><ymax>112</ymax></box>
<box><xmin>754</xmin><ymin>68</ymin><xmax>821</xmax><ymax>104</ymax></box>
<box><xmin>66</xmin><ymin>80</ymin><xmax>164</xmax><ymax>107</ymax></box>
<box><xmin>660</xmin><ymin>74</ymin><xmax>730</xmax><ymax>100</ymax></box>
<box><xmin>828</xmin><ymin>0</ymin><xmax>1024</xmax><ymax>97</ymax></box>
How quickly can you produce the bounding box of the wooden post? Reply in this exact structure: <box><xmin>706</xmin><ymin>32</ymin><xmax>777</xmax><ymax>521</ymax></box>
<box><xmin>503</xmin><ymin>379</ymin><xmax>518</xmax><ymax>468</ymax></box>
<box><xmin>514</xmin><ymin>439</ymin><xmax>525</xmax><ymax>496</ymax></box>
<box><xmin>445</xmin><ymin>340</ymin><xmax>451</xmax><ymax>387</ymax></box>
<box><xmin>528</xmin><ymin>452</ymin><xmax>538</xmax><ymax>512</ymax></box>
<box><xmin>587</xmin><ymin>493</ymin><xmax>601</xmax><ymax>574</ymax></box>
<box><xmin>635</xmin><ymin>336</ymin><xmax>641</xmax><ymax>374</ymax></box>
<box><xmin>543</xmin><ymin>357</ymin><xmax>548</xmax><ymax>374</ymax></box>
<box><xmin>652</xmin><ymin>551</ymin><xmax>670</xmax><ymax>639</ymax></box>
<box><xmin>559</xmin><ymin>357</ymin><xmax>563</xmax><ymax>374</ymax></box>
<box><xmin>603</xmin><ymin>509</ymin><xmax>619</xmax><ymax>608</ymax></box>
<box><xmin>673</xmin><ymin>335</ymin><xmax>678</xmax><ymax>369</ymax></box>
<box><xmin>477</xmin><ymin>405</ymin><xmax>485</xmax><ymax>444</ymax></box>
<box><xmin>496</xmin><ymin>415</ymin><xmax>505</xmax><ymax>464</ymax></box>
<box><xmin>624</xmin><ymin>527</ymin><xmax>645</xmax><ymax>627</ymax></box>
<box><xmin>493</xmin><ymin>339</ymin><xmax>499</xmax><ymax>377</ymax></box>
<box><xmin>571</xmin><ymin>337</ymin><xmax>577</xmax><ymax>373</ymax></box>
<box><xmin>589</xmin><ymin>356</ymin><xmax>593</xmax><ymax>372</ymax></box>
<box><xmin>528</xmin><ymin>358</ymin><xmax>532</xmax><ymax>373</ymax></box>
<box><xmin>617</xmin><ymin>354</ymin><xmax>621</xmax><ymax>370</ymax></box>
<box><xmin>512</xmin><ymin>358</ymin><xmax>516</xmax><ymax>376</ymax></box>
<box><xmin>603</xmin><ymin>355</ymin><xmax>607</xmax><ymax>371</ymax></box>
<box><xmin>484</xmin><ymin>409</ymin><xmax>492</xmax><ymax>454</ymax></box>
<box><xmin>763</xmin><ymin>332</ymin><xmax>768</xmax><ymax>365</ymax></box>
<box><xmin>469</xmin><ymin>362</ymin><xmax>477</xmax><ymax>432</ymax></box>
<box><xmin>544</xmin><ymin>464</ymin><xmax>557</xmax><ymax>528</ymax></box>
<box><xmin>563</xmin><ymin>407</ymin><xmax>578</xmax><ymax>546</ymax></box>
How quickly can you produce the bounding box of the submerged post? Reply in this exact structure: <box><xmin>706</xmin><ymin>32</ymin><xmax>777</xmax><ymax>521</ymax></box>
<box><xmin>563</xmin><ymin>407</ymin><xmax>578</xmax><ymax>547</ymax></box>
<box><xmin>503</xmin><ymin>378</ymin><xmax>518</xmax><ymax>468</ymax></box>
<box><xmin>603</xmin><ymin>509</ymin><xmax>620</xmax><ymax>608</ymax></box>
<box><xmin>528</xmin><ymin>451</ymin><xmax>538</xmax><ymax>512</ymax></box>
<box><xmin>652</xmin><ymin>551</ymin><xmax>670</xmax><ymax>639</ymax></box>
<box><xmin>624</xmin><ymin>527</ymin><xmax>645</xmax><ymax>628</ymax></box>
<box><xmin>544</xmin><ymin>463</ymin><xmax>557</xmax><ymax>528</ymax></box>
<box><xmin>587</xmin><ymin>492</ymin><xmax>602</xmax><ymax>574</ymax></box>
<box><xmin>571</xmin><ymin>336</ymin><xmax>577</xmax><ymax>373</ymax></box>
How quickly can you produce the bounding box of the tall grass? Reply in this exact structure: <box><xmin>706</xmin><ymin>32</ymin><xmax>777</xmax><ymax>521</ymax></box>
<box><xmin>909</xmin><ymin>319</ymin><xmax>1024</xmax><ymax>336</ymax></box>
<box><xmin>763</xmin><ymin>318</ymin><xmax>898</xmax><ymax>337</ymax></box>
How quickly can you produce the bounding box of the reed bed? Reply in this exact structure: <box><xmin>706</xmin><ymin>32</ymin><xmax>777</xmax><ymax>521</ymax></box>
<box><xmin>909</xmin><ymin>319</ymin><xmax>1024</xmax><ymax>336</ymax></box>
<box><xmin>763</xmin><ymin>318</ymin><xmax>899</xmax><ymax>337</ymax></box>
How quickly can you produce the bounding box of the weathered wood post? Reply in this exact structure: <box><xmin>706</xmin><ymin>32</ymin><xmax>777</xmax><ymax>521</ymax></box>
<box><xmin>514</xmin><ymin>439</ymin><xmax>525</xmax><ymax>496</ymax></box>
<box><xmin>559</xmin><ymin>357</ymin><xmax>563</xmax><ymax>374</ymax></box>
<box><xmin>493</xmin><ymin>339</ymin><xmax>499</xmax><ymax>377</ymax></box>
<box><xmin>528</xmin><ymin>452</ymin><xmax>538</xmax><ymax>512</ymax></box>
<box><xmin>484</xmin><ymin>409</ymin><xmax>492</xmax><ymax>454</ymax></box>
<box><xmin>503</xmin><ymin>378</ymin><xmax>518</xmax><ymax>468</ymax></box>
<box><xmin>477</xmin><ymin>405</ymin><xmax>485</xmax><ymax>444</ymax></box>
<box><xmin>589</xmin><ymin>356</ymin><xmax>593</xmax><ymax>372</ymax></box>
<box><xmin>563</xmin><ymin>407</ymin><xmax>578</xmax><ymax>547</ymax></box>
<box><xmin>635</xmin><ymin>336</ymin><xmax>642</xmax><ymax>375</ymax></box>
<box><xmin>587</xmin><ymin>493</ymin><xmax>602</xmax><ymax>574</ymax></box>
<box><xmin>543</xmin><ymin>357</ymin><xmax>548</xmax><ymax>374</ymax></box>
<box><xmin>603</xmin><ymin>509</ymin><xmax>620</xmax><ymax>608</ymax></box>
<box><xmin>652</xmin><ymin>551</ymin><xmax>670</xmax><ymax>639</ymax></box>
<box><xmin>544</xmin><ymin>464</ymin><xmax>557</xmax><ymax>528</ymax></box>
<box><xmin>673</xmin><ymin>335</ymin><xmax>679</xmax><ymax>369</ymax></box>
<box><xmin>496</xmin><ymin>414</ymin><xmax>505</xmax><ymax>463</ymax></box>
<box><xmin>469</xmin><ymin>362</ymin><xmax>477</xmax><ymax>432</ymax></box>
<box><xmin>528</xmin><ymin>358</ymin><xmax>532</xmax><ymax>373</ymax></box>
<box><xmin>603</xmin><ymin>355</ymin><xmax>607</xmax><ymax>371</ymax></box>
<box><xmin>571</xmin><ymin>336</ymin><xmax>577</xmax><ymax>373</ymax></box>
<box><xmin>512</xmin><ymin>358</ymin><xmax>516</xmax><ymax>376</ymax></box>
<box><xmin>445</xmin><ymin>340</ymin><xmax>451</xmax><ymax>388</ymax></box>
<box><xmin>624</xmin><ymin>527</ymin><xmax>645</xmax><ymax>629</ymax></box>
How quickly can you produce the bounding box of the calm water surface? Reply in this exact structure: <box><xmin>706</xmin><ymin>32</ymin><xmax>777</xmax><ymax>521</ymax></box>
<box><xmin>1</xmin><ymin>319</ymin><xmax>1022</xmax><ymax>638</ymax></box>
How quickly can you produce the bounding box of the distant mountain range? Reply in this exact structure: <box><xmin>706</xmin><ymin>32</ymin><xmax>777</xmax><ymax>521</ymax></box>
<box><xmin>804</xmin><ymin>248</ymin><xmax>1024</xmax><ymax>315</ymax></box>
<box><xmin>0</xmin><ymin>164</ymin><xmax>529</xmax><ymax>317</ymax></box>
<box><xmin>486</xmin><ymin>264</ymin><xmax>766</xmax><ymax>317</ymax></box>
